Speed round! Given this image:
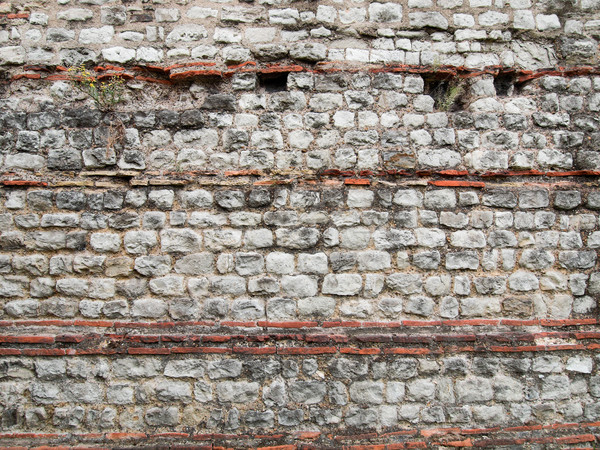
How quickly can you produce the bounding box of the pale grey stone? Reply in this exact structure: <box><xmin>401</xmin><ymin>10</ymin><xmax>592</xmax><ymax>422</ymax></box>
<box><xmin>289</xmin><ymin>381</ymin><xmax>326</xmax><ymax>404</ymax></box>
<box><xmin>450</xmin><ymin>230</ymin><xmax>486</xmax><ymax>248</ymax></box>
<box><xmin>174</xmin><ymin>253</ymin><xmax>213</xmax><ymax>275</ymax></box>
<box><xmin>132</xmin><ymin>298</ymin><xmax>167</xmax><ymax>318</ymax></box>
<box><xmin>281</xmin><ymin>275</ymin><xmax>318</xmax><ymax>298</ymax></box>
<box><xmin>456</xmin><ymin>377</ymin><xmax>493</xmax><ymax>402</ymax></box>
<box><xmin>297</xmin><ymin>253</ymin><xmax>328</xmax><ymax>274</ymax></box>
<box><xmin>349</xmin><ymin>381</ymin><xmax>384</xmax><ymax>405</ymax></box>
<box><xmin>509</xmin><ymin>271</ymin><xmax>539</xmax><ymax>291</ymax></box>
<box><xmin>386</xmin><ymin>274</ymin><xmax>422</xmax><ymax>294</ymax></box>
<box><xmin>446</xmin><ymin>251</ymin><xmax>479</xmax><ymax>270</ymax></box>
<box><xmin>276</xmin><ymin>228</ymin><xmax>319</xmax><ymax>249</ymax></box>
<box><xmin>322</xmin><ymin>274</ymin><xmax>362</xmax><ymax>295</ymax></box>
<box><xmin>232</xmin><ymin>298</ymin><xmax>264</xmax><ymax>319</ymax></box>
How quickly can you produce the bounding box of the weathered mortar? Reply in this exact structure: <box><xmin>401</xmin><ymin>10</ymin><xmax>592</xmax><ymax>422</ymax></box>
<box><xmin>0</xmin><ymin>0</ymin><xmax>599</xmax><ymax>448</ymax></box>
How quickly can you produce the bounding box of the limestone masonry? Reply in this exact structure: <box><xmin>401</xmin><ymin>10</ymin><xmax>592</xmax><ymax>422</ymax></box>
<box><xmin>0</xmin><ymin>0</ymin><xmax>599</xmax><ymax>448</ymax></box>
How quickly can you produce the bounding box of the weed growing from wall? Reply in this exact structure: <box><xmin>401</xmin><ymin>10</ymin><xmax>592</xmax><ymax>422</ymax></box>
<box><xmin>67</xmin><ymin>65</ymin><xmax>125</xmax><ymax>111</ymax></box>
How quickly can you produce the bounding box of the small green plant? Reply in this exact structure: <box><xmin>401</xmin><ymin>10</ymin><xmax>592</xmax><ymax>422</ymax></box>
<box><xmin>67</xmin><ymin>65</ymin><xmax>125</xmax><ymax>111</ymax></box>
<box><xmin>438</xmin><ymin>79</ymin><xmax>466</xmax><ymax>111</ymax></box>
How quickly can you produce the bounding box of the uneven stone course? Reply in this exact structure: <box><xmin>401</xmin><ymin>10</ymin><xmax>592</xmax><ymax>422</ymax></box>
<box><xmin>1</xmin><ymin>0</ymin><xmax>600</xmax><ymax>447</ymax></box>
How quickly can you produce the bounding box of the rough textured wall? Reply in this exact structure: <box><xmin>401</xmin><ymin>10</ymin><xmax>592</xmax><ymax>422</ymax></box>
<box><xmin>1</xmin><ymin>0</ymin><xmax>600</xmax><ymax>448</ymax></box>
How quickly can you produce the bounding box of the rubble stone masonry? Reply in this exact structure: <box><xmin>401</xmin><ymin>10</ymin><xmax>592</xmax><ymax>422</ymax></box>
<box><xmin>0</xmin><ymin>0</ymin><xmax>599</xmax><ymax>447</ymax></box>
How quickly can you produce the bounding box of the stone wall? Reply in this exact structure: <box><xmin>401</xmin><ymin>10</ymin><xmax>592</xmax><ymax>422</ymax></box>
<box><xmin>0</xmin><ymin>0</ymin><xmax>599</xmax><ymax>448</ymax></box>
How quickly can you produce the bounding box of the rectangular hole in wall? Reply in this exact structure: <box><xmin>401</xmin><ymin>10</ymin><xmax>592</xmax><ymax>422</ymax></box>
<box><xmin>425</xmin><ymin>77</ymin><xmax>467</xmax><ymax>112</ymax></box>
<box><xmin>494</xmin><ymin>73</ymin><xmax>515</xmax><ymax>96</ymax></box>
<box><xmin>258</xmin><ymin>72</ymin><xmax>289</xmax><ymax>92</ymax></box>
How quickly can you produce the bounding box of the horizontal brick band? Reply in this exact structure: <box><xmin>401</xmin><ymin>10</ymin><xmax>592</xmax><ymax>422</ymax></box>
<box><xmin>4</xmin><ymin>169</ymin><xmax>600</xmax><ymax>190</ymax></box>
<box><xmin>0</xmin><ymin>318</ymin><xmax>596</xmax><ymax>329</ymax></box>
<box><xmin>10</xmin><ymin>62</ymin><xmax>600</xmax><ymax>84</ymax></box>
<box><xmin>1</xmin><ymin>329</ymin><xmax>599</xmax><ymax>356</ymax></box>
<box><xmin>0</xmin><ymin>423</ymin><xmax>597</xmax><ymax>447</ymax></box>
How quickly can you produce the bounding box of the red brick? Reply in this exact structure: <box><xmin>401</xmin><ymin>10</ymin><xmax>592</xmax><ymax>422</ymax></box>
<box><xmin>254</xmin><ymin>179</ymin><xmax>294</xmax><ymax>186</ymax></box>
<box><xmin>503</xmin><ymin>425</ymin><xmax>543</xmax><ymax>432</ymax></box>
<box><xmin>150</xmin><ymin>432</ymin><xmax>190</xmax><ymax>438</ymax></box>
<box><xmin>547</xmin><ymin>170</ymin><xmax>600</xmax><ymax>177</ymax></box>
<box><xmin>384</xmin><ymin>347</ymin><xmax>431</xmax><ymax>355</ymax></box>
<box><xmin>254</xmin><ymin>433</ymin><xmax>285</xmax><ymax>439</ymax></box>
<box><xmin>437</xmin><ymin>170</ymin><xmax>469</xmax><ymax>176</ymax></box>
<box><xmin>256</xmin><ymin>446</ymin><xmax>296</xmax><ymax>450</ymax></box>
<box><xmin>442</xmin><ymin>319</ymin><xmax>500</xmax><ymax>326</ymax></box>
<box><xmin>393</xmin><ymin>335</ymin><xmax>434</xmax><ymax>344</ymax></box>
<box><xmin>202</xmin><ymin>335</ymin><xmax>235</xmax><ymax>343</ymax></box>
<box><xmin>260</xmin><ymin>64</ymin><xmax>304</xmax><ymax>74</ymax></box>
<box><xmin>170</xmin><ymin>69</ymin><xmax>223</xmax><ymax>79</ymax></box>
<box><xmin>16</xmin><ymin>320</ymin><xmax>73</xmax><ymax>327</ymax></box>
<box><xmin>461</xmin><ymin>427</ymin><xmax>500</xmax><ymax>435</ymax></box>
<box><xmin>221</xmin><ymin>321</ymin><xmax>256</xmax><ymax>327</ymax></box>
<box><xmin>114</xmin><ymin>321</ymin><xmax>176</xmax><ymax>329</ymax></box>
<box><xmin>403</xmin><ymin>320</ymin><xmax>442</xmax><ymax>327</ymax></box>
<box><xmin>322</xmin><ymin>321</ymin><xmax>361</xmax><ymax>328</ymax></box>
<box><xmin>443</xmin><ymin>439</ymin><xmax>473</xmax><ymax>447</ymax></box>
<box><xmin>340</xmin><ymin>347</ymin><xmax>381</xmax><ymax>355</ymax></box>
<box><xmin>0</xmin><ymin>336</ymin><xmax>54</xmax><ymax>344</ymax></box>
<box><xmin>171</xmin><ymin>347</ymin><xmax>231</xmax><ymax>354</ymax></box>
<box><xmin>434</xmin><ymin>334</ymin><xmax>476</xmax><ymax>342</ymax></box>
<box><xmin>355</xmin><ymin>334</ymin><xmax>393</xmax><ymax>343</ymax></box>
<box><xmin>500</xmin><ymin>319</ymin><xmax>539</xmax><ymax>326</ymax></box>
<box><xmin>73</xmin><ymin>320</ymin><xmax>114</xmax><ymax>327</ymax></box>
<box><xmin>75</xmin><ymin>349</ymin><xmax>116</xmax><ymax>356</ymax></box>
<box><xmin>0</xmin><ymin>349</ymin><xmax>22</xmax><ymax>355</ymax></box>
<box><xmin>429</xmin><ymin>180</ymin><xmax>485</xmax><ymax>188</ymax></box>
<box><xmin>556</xmin><ymin>434</ymin><xmax>596</xmax><ymax>444</ymax></box>
<box><xmin>233</xmin><ymin>346</ymin><xmax>276</xmax><ymax>354</ymax></box>
<box><xmin>360</xmin><ymin>321</ymin><xmax>403</xmax><ymax>328</ymax></box>
<box><xmin>445</xmin><ymin>345</ymin><xmax>476</xmax><ymax>353</ymax></box>
<box><xmin>345</xmin><ymin>445</ymin><xmax>386</xmax><ymax>450</ymax></box>
<box><xmin>224</xmin><ymin>170</ymin><xmax>262</xmax><ymax>176</ymax></box>
<box><xmin>546</xmin><ymin>344</ymin><xmax>585</xmax><ymax>351</ymax></box>
<box><xmin>421</xmin><ymin>427</ymin><xmax>461</xmax><ymax>437</ymax></box>
<box><xmin>257</xmin><ymin>321</ymin><xmax>318</xmax><ymax>328</ymax></box>
<box><xmin>161</xmin><ymin>335</ymin><xmax>189</xmax><ymax>342</ymax></box>
<box><xmin>1</xmin><ymin>179</ymin><xmax>47</xmax><ymax>186</ymax></box>
<box><xmin>333</xmin><ymin>432</ymin><xmax>378</xmax><ymax>441</ymax></box>
<box><xmin>575</xmin><ymin>332</ymin><xmax>600</xmax><ymax>339</ymax></box>
<box><xmin>127</xmin><ymin>348</ymin><xmax>171</xmax><ymax>355</ymax></box>
<box><xmin>344</xmin><ymin>178</ymin><xmax>371</xmax><ymax>185</ymax></box>
<box><xmin>23</xmin><ymin>349</ymin><xmax>66</xmax><ymax>356</ymax></box>
<box><xmin>106</xmin><ymin>432</ymin><xmax>146</xmax><ymax>440</ymax></box>
<box><xmin>305</xmin><ymin>334</ymin><xmax>348</xmax><ymax>343</ymax></box>
<box><xmin>277</xmin><ymin>346</ymin><xmax>336</xmax><ymax>355</ymax></box>
<box><xmin>472</xmin><ymin>438</ymin><xmax>525</xmax><ymax>447</ymax></box>
<box><xmin>528</xmin><ymin>437</ymin><xmax>555</xmax><ymax>444</ymax></box>
<box><xmin>55</xmin><ymin>334</ymin><xmax>91</xmax><ymax>343</ymax></box>
<box><xmin>243</xmin><ymin>335</ymin><xmax>272</xmax><ymax>343</ymax></box>
<box><xmin>541</xmin><ymin>318</ymin><xmax>597</xmax><ymax>326</ymax></box>
<box><xmin>382</xmin><ymin>430</ymin><xmax>419</xmax><ymax>437</ymax></box>
<box><xmin>544</xmin><ymin>422</ymin><xmax>579</xmax><ymax>430</ymax></box>
<box><xmin>294</xmin><ymin>431</ymin><xmax>320</xmax><ymax>439</ymax></box>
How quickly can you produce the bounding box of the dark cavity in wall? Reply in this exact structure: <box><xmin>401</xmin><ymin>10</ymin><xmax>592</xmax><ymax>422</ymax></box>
<box><xmin>259</xmin><ymin>72</ymin><xmax>289</xmax><ymax>92</ymax></box>
<box><xmin>494</xmin><ymin>73</ymin><xmax>515</xmax><ymax>96</ymax></box>
<box><xmin>425</xmin><ymin>77</ymin><xmax>467</xmax><ymax>112</ymax></box>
